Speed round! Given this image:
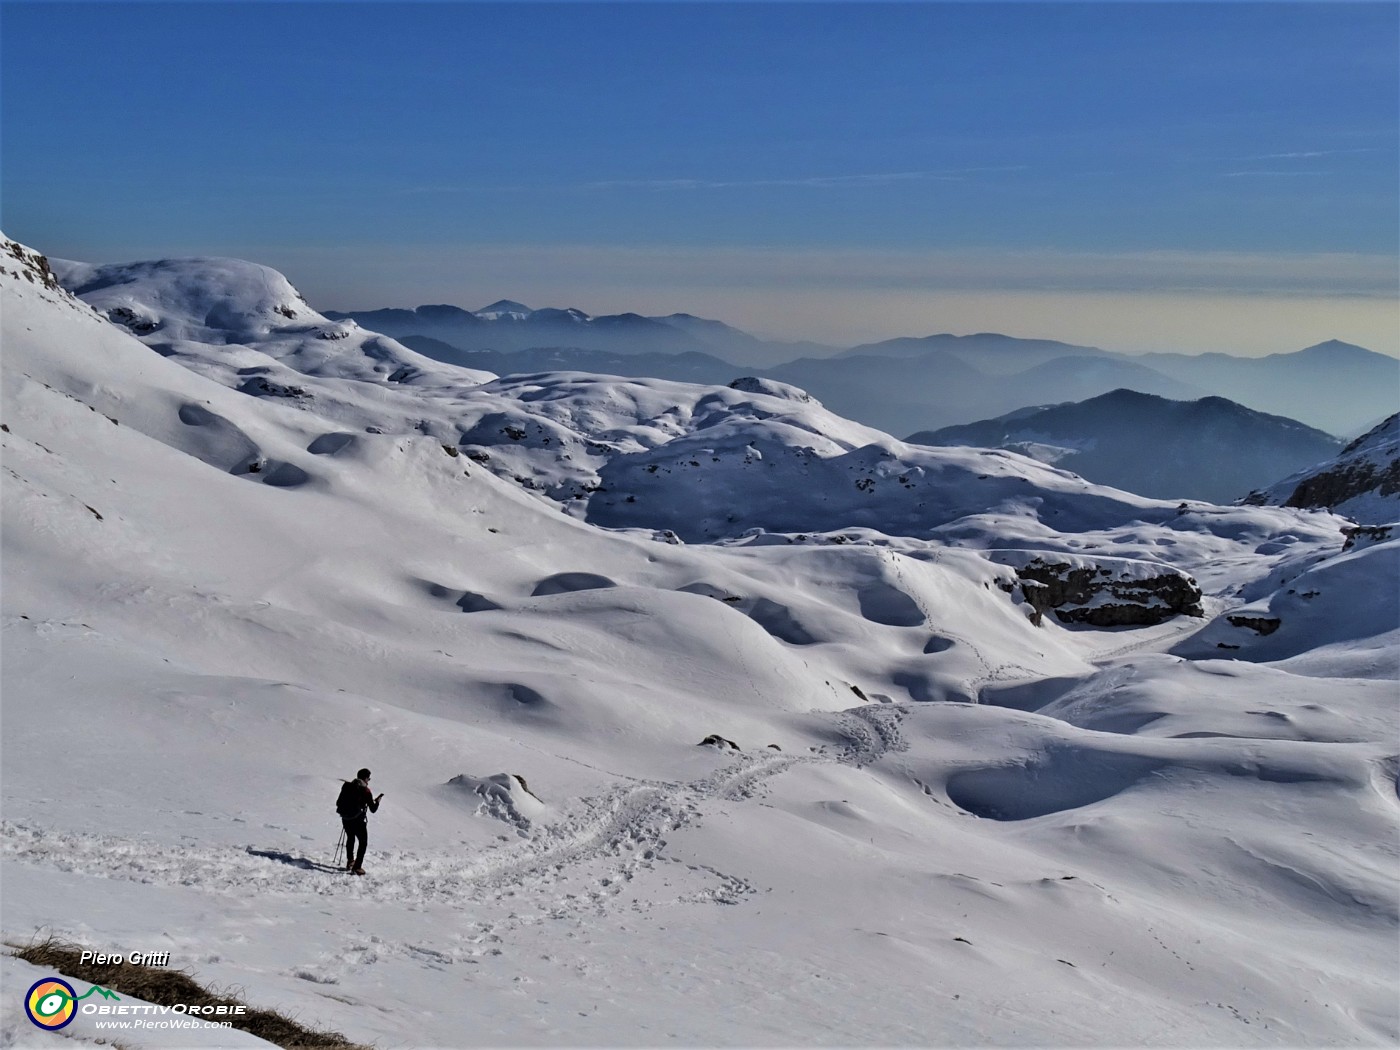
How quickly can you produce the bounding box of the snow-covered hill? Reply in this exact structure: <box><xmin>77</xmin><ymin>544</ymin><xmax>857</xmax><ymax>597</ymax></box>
<box><xmin>3</xmin><ymin>240</ymin><xmax>1396</xmax><ymax>1048</ymax></box>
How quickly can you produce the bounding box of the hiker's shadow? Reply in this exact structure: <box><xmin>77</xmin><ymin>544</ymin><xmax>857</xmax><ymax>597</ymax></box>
<box><xmin>247</xmin><ymin>847</ymin><xmax>343</xmax><ymax>873</ymax></box>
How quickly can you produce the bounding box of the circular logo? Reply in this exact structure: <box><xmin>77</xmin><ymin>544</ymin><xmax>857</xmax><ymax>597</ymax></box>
<box><xmin>25</xmin><ymin>978</ymin><xmax>77</xmax><ymax>1030</ymax></box>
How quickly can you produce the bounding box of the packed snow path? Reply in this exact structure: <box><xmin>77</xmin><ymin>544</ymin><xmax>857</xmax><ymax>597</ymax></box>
<box><xmin>1</xmin><ymin>706</ymin><xmax>903</xmax><ymax>922</ymax></box>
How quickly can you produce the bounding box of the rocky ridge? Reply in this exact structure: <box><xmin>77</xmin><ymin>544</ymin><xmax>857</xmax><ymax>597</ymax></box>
<box><xmin>1246</xmin><ymin>413</ymin><xmax>1399</xmax><ymax>524</ymax></box>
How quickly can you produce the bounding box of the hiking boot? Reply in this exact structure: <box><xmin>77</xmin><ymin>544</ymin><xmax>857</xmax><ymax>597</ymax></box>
<box><xmin>353</xmin><ymin>867</ymin><xmax>365</xmax><ymax>876</ymax></box>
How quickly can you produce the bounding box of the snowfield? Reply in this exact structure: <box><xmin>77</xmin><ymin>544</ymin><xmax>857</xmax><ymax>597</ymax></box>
<box><xmin>2</xmin><ymin>241</ymin><xmax>1396</xmax><ymax>1048</ymax></box>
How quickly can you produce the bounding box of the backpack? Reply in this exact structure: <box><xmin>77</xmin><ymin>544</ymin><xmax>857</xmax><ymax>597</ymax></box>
<box><xmin>335</xmin><ymin>780</ymin><xmax>362</xmax><ymax>818</ymax></box>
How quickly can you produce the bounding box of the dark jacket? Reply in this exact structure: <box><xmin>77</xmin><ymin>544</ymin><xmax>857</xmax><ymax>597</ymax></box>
<box><xmin>338</xmin><ymin>778</ymin><xmax>380</xmax><ymax>823</ymax></box>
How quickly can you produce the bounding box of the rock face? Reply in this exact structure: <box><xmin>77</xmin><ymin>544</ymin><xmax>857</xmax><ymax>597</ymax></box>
<box><xmin>1</xmin><ymin>239</ymin><xmax>64</xmax><ymax>293</ymax></box>
<box><xmin>1342</xmin><ymin>524</ymin><xmax>1393</xmax><ymax>551</ymax></box>
<box><xmin>1226</xmin><ymin>615</ymin><xmax>1282</xmax><ymax>636</ymax></box>
<box><xmin>992</xmin><ymin>553</ymin><xmax>1204</xmax><ymax>627</ymax></box>
<box><xmin>727</xmin><ymin>376</ymin><xmax>813</xmax><ymax>402</ymax></box>
<box><xmin>1248</xmin><ymin>414</ymin><xmax>1400</xmax><ymax>524</ymax></box>
<box><xmin>1284</xmin><ymin>461</ymin><xmax>1400</xmax><ymax>509</ymax></box>
<box><xmin>1284</xmin><ymin>415</ymin><xmax>1400</xmax><ymax>508</ymax></box>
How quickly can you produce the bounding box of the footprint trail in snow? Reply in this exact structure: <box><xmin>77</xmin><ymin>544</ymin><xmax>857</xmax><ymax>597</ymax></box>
<box><xmin>1</xmin><ymin>706</ymin><xmax>905</xmax><ymax>922</ymax></box>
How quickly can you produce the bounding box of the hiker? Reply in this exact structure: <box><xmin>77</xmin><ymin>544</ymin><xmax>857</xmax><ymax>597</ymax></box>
<box><xmin>336</xmin><ymin>768</ymin><xmax>383</xmax><ymax>875</ymax></box>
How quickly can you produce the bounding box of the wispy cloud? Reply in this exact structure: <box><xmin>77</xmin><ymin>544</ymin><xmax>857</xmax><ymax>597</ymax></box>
<box><xmin>1222</xmin><ymin>170</ymin><xmax>1334</xmax><ymax>178</ymax></box>
<box><xmin>1252</xmin><ymin>148</ymin><xmax>1384</xmax><ymax>160</ymax></box>
<box><xmin>583</xmin><ymin>168</ymin><xmax>1025</xmax><ymax>191</ymax></box>
<box><xmin>387</xmin><ymin>168</ymin><xmax>1029</xmax><ymax>196</ymax></box>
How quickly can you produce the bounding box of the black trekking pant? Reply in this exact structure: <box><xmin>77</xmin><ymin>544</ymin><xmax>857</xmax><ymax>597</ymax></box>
<box><xmin>343</xmin><ymin>818</ymin><xmax>367</xmax><ymax>870</ymax></box>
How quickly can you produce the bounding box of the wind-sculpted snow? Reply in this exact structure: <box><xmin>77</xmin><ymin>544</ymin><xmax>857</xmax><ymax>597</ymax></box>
<box><xmin>52</xmin><ymin>252</ymin><xmax>497</xmax><ymax>388</ymax></box>
<box><xmin>4</xmin><ymin>240</ymin><xmax>1397</xmax><ymax>1047</ymax></box>
<box><xmin>1174</xmin><ymin>535</ymin><xmax>1400</xmax><ymax>676</ymax></box>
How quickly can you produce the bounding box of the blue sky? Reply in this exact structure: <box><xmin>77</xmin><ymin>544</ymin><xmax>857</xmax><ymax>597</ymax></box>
<box><xmin>3</xmin><ymin>2</ymin><xmax>1396</xmax><ymax>352</ymax></box>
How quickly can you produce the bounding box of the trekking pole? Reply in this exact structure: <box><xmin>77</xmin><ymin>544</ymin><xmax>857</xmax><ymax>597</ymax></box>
<box><xmin>330</xmin><ymin>826</ymin><xmax>345</xmax><ymax>868</ymax></box>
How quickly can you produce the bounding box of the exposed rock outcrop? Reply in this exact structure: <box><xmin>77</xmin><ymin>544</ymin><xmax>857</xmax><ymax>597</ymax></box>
<box><xmin>1283</xmin><ymin>444</ymin><xmax>1400</xmax><ymax>510</ymax></box>
<box><xmin>1343</xmin><ymin>524</ymin><xmax>1393</xmax><ymax>551</ymax></box>
<box><xmin>698</xmin><ymin>734</ymin><xmax>741</xmax><ymax>751</ymax></box>
<box><xmin>1</xmin><ymin>239</ymin><xmax>64</xmax><ymax>294</ymax></box>
<box><xmin>1247</xmin><ymin>413</ymin><xmax>1400</xmax><ymax>524</ymax></box>
<box><xmin>1226</xmin><ymin>615</ymin><xmax>1281</xmax><ymax>636</ymax></box>
<box><xmin>991</xmin><ymin>553</ymin><xmax>1204</xmax><ymax>627</ymax></box>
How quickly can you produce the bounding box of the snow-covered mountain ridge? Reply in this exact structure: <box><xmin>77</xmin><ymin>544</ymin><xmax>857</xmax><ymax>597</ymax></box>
<box><xmin>3</xmin><ymin>241</ymin><xmax>1396</xmax><ymax>1048</ymax></box>
<box><xmin>1245</xmin><ymin>413</ymin><xmax>1400</xmax><ymax>524</ymax></box>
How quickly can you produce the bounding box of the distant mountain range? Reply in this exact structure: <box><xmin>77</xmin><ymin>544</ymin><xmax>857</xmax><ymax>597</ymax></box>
<box><xmin>1130</xmin><ymin>341</ymin><xmax>1394</xmax><ymax>442</ymax></box>
<box><xmin>325</xmin><ymin>301</ymin><xmax>829</xmax><ymax>368</ymax></box>
<box><xmin>398</xmin><ymin>337</ymin><xmax>743</xmax><ymax>387</ymax></box>
<box><xmin>335</xmin><ymin>302</ymin><xmax>1395</xmax><ymax>438</ymax></box>
<box><xmin>764</xmin><ymin>349</ymin><xmax>1213</xmax><ymax>439</ymax></box>
<box><xmin>842</xmin><ymin>332</ymin><xmax>1118</xmax><ymax>373</ymax></box>
<box><xmin>909</xmin><ymin>389</ymin><xmax>1343</xmax><ymax>504</ymax></box>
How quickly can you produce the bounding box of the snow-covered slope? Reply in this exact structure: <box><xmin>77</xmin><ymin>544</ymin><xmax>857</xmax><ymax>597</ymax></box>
<box><xmin>53</xmin><ymin>254</ymin><xmax>497</xmax><ymax>389</ymax></box>
<box><xmin>4</xmin><ymin>240</ymin><xmax>1396</xmax><ymax>1048</ymax></box>
<box><xmin>1247</xmin><ymin>412</ymin><xmax>1400</xmax><ymax>524</ymax></box>
<box><xmin>1173</xmin><ymin>532</ymin><xmax>1400</xmax><ymax>676</ymax></box>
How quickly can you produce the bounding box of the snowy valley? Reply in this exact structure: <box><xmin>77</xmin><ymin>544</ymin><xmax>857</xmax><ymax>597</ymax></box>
<box><xmin>1</xmin><ymin>239</ymin><xmax>1397</xmax><ymax>1048</ymax></box>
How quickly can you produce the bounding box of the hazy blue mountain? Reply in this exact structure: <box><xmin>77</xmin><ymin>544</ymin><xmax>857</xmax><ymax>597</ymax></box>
<box><xmin>323</xmin><ymin>304</ymin><xmax>486</xmax><ymax>349</ymax></box>
<box><xmin>326</xmin><ymin>303</ymin><xmax>715</xmax><ymax>357</ymax></box>
<box><xmin>766</xmin><ymin>351</ymin><xmax>1205</xmax><ymax>436</ymax></box>
<box><xmin>474</xmin><ymin>299</ymin><xmax>536</xmax><ymax>321</ymax></box>
<box><xmin>1131</xmin><ymin>341</ymin><xmax>1398</xmax><ymax>436</ymax></box>
<box><xmin>330</xmin><ymin>303</ymin><xmax>1393</xmax><ymax>436</ymax></box>
<box><xmin>909</xmin><ymin>389</ymin><xmax>1342</xmax><ymax>503</ymax></box>
<box><xmin>762</xmin><ymin>351</ymin><xmax>1001</xmax><ymax>436</ymax></box>
<box><xmin>399</xmin><ymin>336</ymin><xmax>743</xmax><ymax>385</ymax></box>
<box><xmin>1009</xmin><ymin>355</ymin><xmax>1206</xmax><ymax>404</ymax></box>
<box><xmin>325</xmin><ymin>302</ymin><xmax>839</xmax><ymax>366</ymax></box>
<box><xmin>651</xmin><ymin>313</ymin><xmax>839</xmax><ymax>366</ymax></box>
<box><xmin>843</xmin><ymin>332</ymin><xmax>1118</xmax><ymax>375</ymax></box>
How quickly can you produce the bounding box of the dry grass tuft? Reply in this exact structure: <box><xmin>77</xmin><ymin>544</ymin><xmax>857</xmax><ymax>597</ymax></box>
<box><xmin>10</xmin><ymin>934</ymin><xmax>369</xmax><ymax>1049</ymax></box>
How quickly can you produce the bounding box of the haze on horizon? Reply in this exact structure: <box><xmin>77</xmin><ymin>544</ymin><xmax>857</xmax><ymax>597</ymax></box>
<box><xmin>2</xmin><ymin>2</ymin><xmax>1396</xmax><ymax>357</ymax></box>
